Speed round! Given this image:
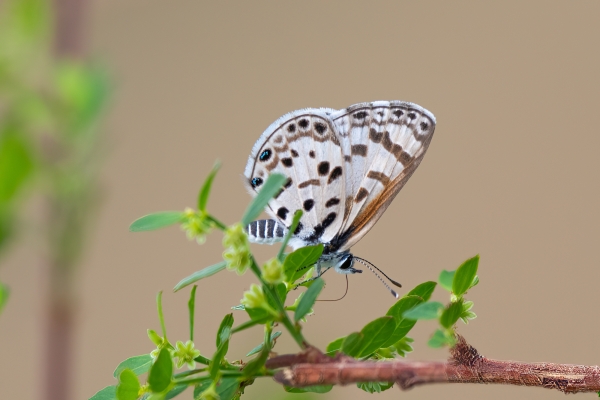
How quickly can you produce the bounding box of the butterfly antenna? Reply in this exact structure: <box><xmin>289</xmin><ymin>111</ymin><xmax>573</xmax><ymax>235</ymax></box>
<box><xmin>317</xmin><ymin>275</ymin><xmax>349</xmax><ymax>302</ymax></box>
<box><xmin>354</xmin><ymin>257</ymin><xmax>401</xmax><ymax>299</ymax></box>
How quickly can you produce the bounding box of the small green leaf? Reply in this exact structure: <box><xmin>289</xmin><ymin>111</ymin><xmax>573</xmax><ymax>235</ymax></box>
<box><xmin>116</xmin><ymin>369</ymin><xmax>140</xmax><ymax>400</ymax></box>
<box><xmin>215</xmin><ymin>377</ymin><xmax>240</xmax><ymax>400</ymax></box>
<box><xmin>283</xmin><ymin>244</ymin><xmax>323</xmax><ymax>283</ymax></box>
<box><xmin>407</xmin><ymin>281</ymin><xmax>437</xmax><ymax>302</ymax></box>
<box><xmin>148</xmin><ymin>348</ymin><xmax>173</xmax><ymax>393</ymax></box>
<box><xmin>113</xmin><ymin>354</ymin><xmax>153</xmax><ymax>378</ymax></box>
<box><xmin>89</xmin><ymin>385</ymin><xmax>117</xmax><ymax>400</ymax></box>
<box><xmin>210</xmin><ymin>315</ymin><xmax>233</xmax><ymax>379</ymax></box>
<box><xmin>382</xmin><ymin>295</ymin><xmax>423</xmax><ymax>347</ymax></box>
<box><xmin>277</xmin><ymin>209</ymin><xmax>303</xmax><ymax>262</ymax></box>
<box><xmin>216</xmin><ymin>313</ymin><xmax>234</xmax><ymax>349</ymax></box>
<box><xmin>325</xmin><ymin>337</ymin><xmax>345</xmax><ymax>354</ymax></box>
<box><xmin>439</xmin><ymin>270</ymin><xmax>455</xmax><ymax>292</ymax></box>
<box><xmin>452</xmin><ymin>255</ymin><xmax>479</xmax><ymax>296</ymax></box>
<box><xmin>242</xmin><ymin>173</ymin><xmax>287</xmax><ymax>226</ymax></box>
<box><xmin>188</xmin><ymin>285</ymin><xmax>197</xmax><ymax>342</ymax></box>
<box><xmin>392</xmin><ymin>336</ymin><xmax>414</xmax><ymax>357</ymax></box>
<box><xmin>156</xmin><ymin>291</ymin><xmax>167</xmax><ymax>339</ymax></box>
<box><xmin>284</xmin><ymin>385</ymin><xmax>333</xmax><ymax>393</ymax></box>
<box><xmin>164</xmin><ymin>385</ymin><xmax>186</xmax><ymax>399</ymax></box>
<box><xmin>470</xmin><ymin>275</ymin><xmax>480</xmax><ymax>289</ymax></box>
<box><xmin>354</xmin><ymin>316</ymin><xmax>396</xmax><ymax>357</ymax></box>
<box><xmin>173</xmin><ymin>261</ymin><xmax>227</xmax><ymax>292</ymax></box>
<box><xmin>197</xmin><ymin>162</ymin><xmax>220</xmax><ymax>211</ymax></box>
<box><xmin>246</xmin><ymin>331</ymin><xmax>281</xmax><ymax>357</ymax></box>
<box><xmin>0</xmin><ymin>129</ymin><xmax>34</xmax><ymax>204</ymax></box>
<box><xmin>245</xmin><ymin>307</ymin><xmax>272</xmax><ymax>323</ymax></box>
<box><xmin>402</xmin><ymin>301</ymin><xmax>444</xmax><ymax>320</ymax></box>
<box><xmin>440</xmin><ymin>300</ymin><xmax>464</xmax><ymax>329</ymax></box>
<box><xmin>0</xmin><ymin>282</ymin><xmax>9</xmax><ymax>315</ymax></box>
<box><xmin>428</xmin><ymin>329</ymin><xmax>455</xmax><ymax>348</ymax></box>
<box><xmin>341</xmin><ymin>332</ymin><xmax>364</xmax><ymax>357</ymax></box>
<box><xmin>357</xmin><ymin>381</ymin><xmax>393</xmax><ymax>393</ymax></box>
<box><xmin>129</xmin><ymin>212</ymin><xmax>185</xmax><ymax>232</ymax></box>
<box><xmin>294</xmin><ymin>278</ymin><xmax>324</xmax><ymax>322</ymax></box>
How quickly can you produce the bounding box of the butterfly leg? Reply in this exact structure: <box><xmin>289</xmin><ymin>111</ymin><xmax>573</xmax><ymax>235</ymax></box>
<box><xmin>292</xmin><ymin>261</ymin><xmax>332</xmax><ymax>290</ymax></box>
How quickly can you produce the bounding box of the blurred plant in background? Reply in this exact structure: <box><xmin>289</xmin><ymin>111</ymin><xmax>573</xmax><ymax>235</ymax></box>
<box><xmin>0</xmin><ymin>0</ymin><xmax>110</xmax><ymax>399</ymax></box>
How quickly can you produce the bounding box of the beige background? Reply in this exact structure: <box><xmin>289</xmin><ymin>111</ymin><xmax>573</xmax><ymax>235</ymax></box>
<box><xmin>1</xmin><ymin>1</ymin><xmax>599</xmax><ymax>399</ymax></box>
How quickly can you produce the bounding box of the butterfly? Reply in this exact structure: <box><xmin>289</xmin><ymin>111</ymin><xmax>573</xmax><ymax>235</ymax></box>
<box><xmin>243</xmin><ymin>101</ymin><xmax>435</xmax><ymax>297</ymax></box>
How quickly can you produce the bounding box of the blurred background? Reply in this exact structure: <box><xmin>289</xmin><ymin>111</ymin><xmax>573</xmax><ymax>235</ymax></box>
<box><xmin>1</xmin><ymin>1</ymin><xmax>599</xmax><ymax>399</ymax></box>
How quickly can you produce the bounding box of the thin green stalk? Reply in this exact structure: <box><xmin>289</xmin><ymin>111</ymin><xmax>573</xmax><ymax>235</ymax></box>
<box><xmin>174</xmin><ymin>370</ymin><xmax>274</xmax><ymax>385</ymax></box>
<box><xmin>207</xmin><ymin>215</ymin><xmax>227</xmax><ymax>231</ymax></box>
<box><xmin>231</xmin><ymin>318</ymin><xmax>264</xmax><ymax>334</ymax></box>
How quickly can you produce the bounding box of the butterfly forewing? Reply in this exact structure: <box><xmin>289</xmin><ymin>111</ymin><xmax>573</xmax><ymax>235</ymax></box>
<box><xmin>330</xmin><ymin>101</ymin><xmax>435</xmax><ymax>251</ymax></box>
<box><xmin>244</xmin><ymin>110</ymin><xmax>347</xmax><ymax>245</ymax></box>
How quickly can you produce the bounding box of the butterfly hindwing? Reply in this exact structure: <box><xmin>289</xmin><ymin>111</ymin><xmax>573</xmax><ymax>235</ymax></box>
<box><xmin>330</xmin><ymin>101</ymin><xmax>436</xmax><ymax>250</ymax></box>
<box><xmin>244</xmin><ymin>109</ymin><xmax>346</xmax><ymax>246</ymax></box>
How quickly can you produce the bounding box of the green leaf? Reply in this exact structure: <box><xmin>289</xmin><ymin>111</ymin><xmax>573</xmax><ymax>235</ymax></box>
<box><xmin>392</xmin><ymin>336</ymin><xmax>414</xmax><ymax>357</ymax></box>
<box><xmin>188</xmin><ymin>285</ymin><xmax>197</xmax><ymax>342</ymax></box>
<box><xmin>440</xmin><ymin>300</ymin><xmax>464</xmax><ymax>329</ymax></box>
<box><xmin>215</xmin><ymin>377</ymin><xmax>240</xmax><ymax>400</ymax></box>
<box><xmin>357</xmin><ymin>381</ymin><xmax>393</xmax><ymax>393</ymax></box>
<box><xmin>245</xmin><ymin>307</ymin><xmax>272</xmax><ymax>323</ymax></box>
<box><xmin>116</xmin><ymin>369</ymin><xmax>140</xmax><ymax>400</ymax></box>
<box><xmin>452</xmin><ymin>255</ymin><xmax>479</xmax><ymax>296</ymax></box>
<box><xmin>406</xmin><ymin>281</ymin><xmax>437</xmax><ymax>302</ymax></box>
<box><xmin>294</xmin><ymin>278</ymin><xmax>324</xmax><ymax>322</ymax></box>
<box><xmin>216</xmin><ymin>313</ymin><xmax>234</xmax><ymax>349</ymax></box>
<box><xmin>0</xmin><ymin>128</ymin><xmax>34</xmax><ymax>204</ymax></box>
<box><xmin>165</xmin><ymin>385</ymin><xmax>187</xmax><ymax>399</ymax></box>
<box><xmin>0</xmin><ymin>282</ymin><xmax>9</xmax><ymax>315</ymax></box>
<box><xmin>439</xmin><ymin>270</ymin><xmax>455</xmax><ymax>292</ymax></box>
<box><xmin>428</xmin><ymin>329</ymin><xmax>455</xmax><ymax>348</ymax></box>
<box><xmin>402</xmin><ymin>301</ymin><xmax>444</xmax><ymax>320</ymax></box>
<box><xmin>89</xmin><ymin>385</ymin><xmax>117</xmax><ymax>400</ymax></box>
<box><xmin>243</xmin><ymin>345</ymin><xmax>270</xmax><ymax>377</ymax></box>
<box><xmin>382</xmin><ymin>295</ymin><xmax>424</xmax><ymax>347</ymax></box>
<box><xmin>148</xmin><ymin>348</ymin><xmax>173</xmax><ymax>393</ymax></box>
<box><xmin>210</xmin><ymin>315</ymin><xmax>233</xmax><ymax>379</ymax></box>
<box><xmin>113</xmin><ymin>354</ymin><xmax>153</xmax><ymax>377</ymax></box>
<box><xmin>242</xmin><ymin>173</ymin><xmax>287</xmax><ymax>226</ymax></box>
<box><xmin>129</xmin><ymin>212</ymin><xmax>185</xmax><ymax>232</ymax></box>
<box><xmin>173</xmin><ymin>261</ymin><xmax>227</xmax><ymax>292</ymax></box>
<box><xmin>354</xmin><ymin>316</ymin><xmax>396</xmax><ymax>357</ymax></box>
<box><xmin>460</xmin><ymin>300</ymin><xmax>477</xmax><ymax>324</ymax></box>
<box><xmin>325</xmin><ymin>337</ymin><xmax>345</xmax><ymax>354</ymax></box>
<box><xmin>197</xmin><ymin>162</ymin><xmax>220</xmax><ymax>211</ymax></box>
<box><xmin>284</xmin><ymin>385</ymin><xmax>333</xmax><ymax>394</ymax></box>
<box><xmin>341</xmin><ymin>332</ymin><xmax>364</xmax><ymax>357</ymax></box>
<box><xmin>246</xmin><ymin>331</ymin><xmax>281</xmax><ymax>357</ymax></box>
<box><xmin>283</xmin><ymin>244</ymin><xmax>323</xmax><ymax>283</ymax></box>
<box><xmin>277</xmin><ymin>209</ymin><xmax>303</xmax><ymax>262</ymax></box>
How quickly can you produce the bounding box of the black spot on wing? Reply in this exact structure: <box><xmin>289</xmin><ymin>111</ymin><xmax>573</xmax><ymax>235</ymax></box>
<box><xmin>251</xmin><ymin>177</ymin><xmax>263</xmax><ymax>188</ymax></box>
<box><xmin>287</xmin><ymin>123</ymin><xmax>296</xmax><ymax>133</ymax></box>
<box><xmin>299</xmin><ymin>119</ymin><xmax>309</xmax><ymax>128</ymax></box>
<box><xmin>277</xmin><ymin>207</ymin><xmax>289</xmax><ymax>220</ymax></box>
<box><xmin>318</xmin><ymin>161</ymin><xmax>330</xmax><ymax>176</ymax></box>
<box><xmin>327</xmin><ymin>166</ymin><xmax>343</xmax><ymax>184</ymax></box>
<box><xmin>259</xmin><ymin>149</ymin><xmax>272</xmax><ymax>161</ymax></box>
<box><xmin>303</xmin><ymin>199</ymin><xmax>314</xmax><ymax>212</ymax></box>
<box><xmin>325</xmin><ymin>197</ymin><xmax>340</xmax><ymax>207</ymax></box>
<box><xmin>354</xmin><ymin>111</ymin><xmax>368</xmax><ymax>119</ymax></box>
<box><xmin>281</xmin><ymin>158</ymin><xmax>293</xmax><ymax>167</ymax></box>
<box><xmin>314</xmin><ymin>122</ymin><xmax>327</xmax><ymax>134</ymax></box>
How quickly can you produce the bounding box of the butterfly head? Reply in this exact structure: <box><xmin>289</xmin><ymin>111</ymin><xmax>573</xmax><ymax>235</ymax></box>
<box><xmin>330</xmin><ymin>252</ymin><xmax>362</xmax><ymax>275</ymax></box>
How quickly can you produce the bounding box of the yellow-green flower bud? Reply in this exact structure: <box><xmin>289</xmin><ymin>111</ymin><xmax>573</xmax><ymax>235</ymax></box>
<box><xmin>241</xmin><ymin>284</ymin><xmax>278</xmax><ymax>317</ymax></box>
<box><xmin>223</xmin><ymin>223</ymin><xmax>251</xmax><ymax>275</ymax></box>
<box><xmin>181</xmin><ymin>208</ymin><xmax>212</xmax><ymax>244</ymax></box>
<box><xmin>262</xmin><ymin>258</ymin><xmax>284</xmax><ymax>284</ymax></box>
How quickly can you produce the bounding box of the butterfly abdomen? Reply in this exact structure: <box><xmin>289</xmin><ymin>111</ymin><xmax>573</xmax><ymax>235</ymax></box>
<box><xmin>245</xmin><ymin>219</ymin><xmax>286</xmax><ymax>244</ymax></box>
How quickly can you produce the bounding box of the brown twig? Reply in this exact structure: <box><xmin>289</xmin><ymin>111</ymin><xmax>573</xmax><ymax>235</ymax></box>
<box><xmin>270</xmin><ymin>335</ymin><xmax>600</xmax><ymax>394</ymax></box>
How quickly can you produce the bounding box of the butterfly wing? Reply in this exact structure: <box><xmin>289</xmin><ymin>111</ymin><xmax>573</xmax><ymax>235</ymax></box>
<box><xmin>329</xmin><ymin>101</ymin><xmax>436</xmax><ymax>252</ymax></box>
<box><xmin>244</xmin><ymin>108</ymin><xmax>348</xmax><ymax>248</ymax></box>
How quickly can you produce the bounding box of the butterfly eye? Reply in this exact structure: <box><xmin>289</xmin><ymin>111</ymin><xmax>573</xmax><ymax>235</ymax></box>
<box><xmin>251</xmin><ymin>177</ymin><xmax>263</xmax><ymax>188</ymax></box>
<box><xmin>339</xmin><ymin>255</ymin><xmax>354</xmax><ymax>270</ymax></box>
<box><xmin>259</xmin><ymin>149</ymin><xmax>272</xmax><ymax>161</ymax></box>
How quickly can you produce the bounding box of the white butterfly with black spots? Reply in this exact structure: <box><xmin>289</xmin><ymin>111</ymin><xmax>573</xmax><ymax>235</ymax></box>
<box><xmin>244</xmin><ymin>100</ymin><xmax>435</xmax><ymax>297</ymax></box>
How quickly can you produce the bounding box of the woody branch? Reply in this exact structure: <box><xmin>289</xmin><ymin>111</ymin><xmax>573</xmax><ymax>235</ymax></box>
<box><xmin>267</xmin><ymin>336</ymin><xmax>600</xmax><ymax>394</ymax></box>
